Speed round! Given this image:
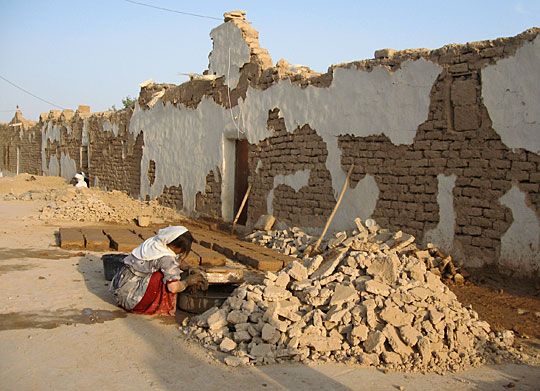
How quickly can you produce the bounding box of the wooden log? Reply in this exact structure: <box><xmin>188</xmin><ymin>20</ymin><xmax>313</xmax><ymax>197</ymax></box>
<box><xmin>308</xmin><ymin>164</ymin><xmax>354</xmax><ymax>256</ymax></box>
<box><xmin>231</xmin><ymin>184</ymin><xmax>252</xmax><ymax>234</ymax></box>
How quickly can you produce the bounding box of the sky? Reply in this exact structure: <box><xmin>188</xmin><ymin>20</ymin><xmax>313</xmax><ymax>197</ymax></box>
<box><xmin>0</xmin><ymin>0</ymin><xmax>539</xmax><ymax>123</ymax></box>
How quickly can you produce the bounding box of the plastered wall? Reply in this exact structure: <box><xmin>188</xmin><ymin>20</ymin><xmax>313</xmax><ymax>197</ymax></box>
<box><xmin>1</xmin><ymin>13</ymin><xmax>538</xmax><ymax>277</ymax></box>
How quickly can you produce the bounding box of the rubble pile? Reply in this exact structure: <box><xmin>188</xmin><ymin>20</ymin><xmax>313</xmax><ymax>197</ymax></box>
<box><xmin>38</xmin><ymin>188</ymin><xmax>181</xmax><ymax>223</ymax></box>
<box><xmin>3</xmin><ymin>182</ymin><xmax>181</xmax><ymax>223</ymax></box>
<box><xmin>184</xmin><ymin>218</ymin><xmax>521</xmax><ymax>372</ymax></box>
<box><xmin>246</xmin><ymin>221</ymin><xmax>466</xmax><ymax>283</ymax></box>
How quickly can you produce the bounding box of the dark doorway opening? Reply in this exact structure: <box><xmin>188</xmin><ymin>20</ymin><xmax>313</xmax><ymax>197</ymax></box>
<box><xmin>234</xmin><ymin>139</ymin><xmax>249</xmax><ymax>225</ymax></box>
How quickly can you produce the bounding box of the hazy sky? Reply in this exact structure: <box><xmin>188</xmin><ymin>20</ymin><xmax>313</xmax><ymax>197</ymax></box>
<box><xmin>0</xmin><ymin>0</ymin><xmax>539</xmax><ymax>123</ymax></box>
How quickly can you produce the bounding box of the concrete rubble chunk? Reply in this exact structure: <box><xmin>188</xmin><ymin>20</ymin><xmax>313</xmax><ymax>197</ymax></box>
<box><xmin>303</xmin><ymin>254</ymin><xmax>324</xmax><ymax>276</ymax></box>
<box><xmin>329</xmin><ymin>283</ymin><xmax>358</xmax><ymax>307</ymax></box>
<box><xmin>380</xmin><ymin>305</ymin><xmax>414</xmax><ymax>327</ymax></box>
<box><xmin>287</xmin><ymin>261</ymin><xmax>308</xmax><ymax>281</ymax></box>
<box><xmin>365</xmin><ymin>279</ymin><xmax>390</xmax><ymax>296</ymax></box>
<box><xmin>227</xmin><ymin>310</ymin><xmax>249</xmax><ymax>325</ymax></box>
<box><xmin>250</xmin><ymin>343</ymin><xmax>274</xmax><ymax>358</ymax></box>
<box><xmin>367</xmin><ymin>253</ymin><xmax>399</xmax><ymax>284</ymax></box>
<box><xmin>351</xmin><ymin>324</ymin><xmax>369</xmax><ymax>341</ymax></box>
<box><xmin>254</xmin><ymin>214</ymin><xmax>276</xmax><ymax>231</ymax></box>
<box><xmin>364</xmin><ymin>330</ymin><xmax>386</xmax><ymax>354</ymax></box>
<box><xmin>383</xmin><ymin>325</ymin><xmax>414</xmax><ymax>357</ymax></box>
<box><xmin>328</xmin><ymin>231</ymin><xmax>347</xmax><ymax>248</ymax></box>
<box><xmin>219</xmin><ymin>337</ymin><xmax>237</xmax><ymax>352</ymax></box>
<box><xmin>311</xmin><ymin>247</ymin><xmax>349</xmax><ymax>279</ymax></box>
<box><xmin>207</xmin><ymin>309</ymin><xmax>228</xmax><ymax>330</ymax></box>
<box><xmin>381</xmin><ymin>351</ymin><xmax>402</xmax><ymax>364</ymax></box>
<box><xmin>261</xmin><ymin>323</ymin><xmax>279</xmax><ymax>342</ymax></box>
<box><xmin>399</xmin><ymin>325</ymin><xmax>422</xmax><ymax>346</ymax></box>
<box><xmin>224</xmin><ymin>356</ymin><xmax>249</xmax><ymax>367</ymax></box>
<box><xmin>354</xmin><ymin>218</ymin><xmax>368</xmax><ymax>233</ymax></box>
<box><xmin>417</xmin><ymin>337</ymin><xmax>432</xmax><ymax>362</ymax></box>
<box><xmin>274</xmin><ymin>272</ymin><xmax>290</xmax><ymax>287</ymax></box>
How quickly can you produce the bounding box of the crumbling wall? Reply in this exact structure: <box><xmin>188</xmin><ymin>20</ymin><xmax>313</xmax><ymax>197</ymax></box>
<box><xmin>0</xmin><ymin>111</ymin><xmax>41</xmax><ymax>175</ymax></box>
<box><xmin>1</xmin><ymin>12</ymin><xmax>538</xmax><ymax>276</ymax></box>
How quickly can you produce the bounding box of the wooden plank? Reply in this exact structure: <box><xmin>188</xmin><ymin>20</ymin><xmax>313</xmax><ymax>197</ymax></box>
<box><xmin>59</xmin><ymin>228</ymin><xmax>85</xmax><ymax>250</ymax></box>
<box><xmin>81</xmin><ymin>228</ymin><xmax>110</xmax><ymax>251</ymax></box>
<box><xmin>203</xmin><ymin>266</ymin><xmax>244</xmax><ymax>284</ymax></box>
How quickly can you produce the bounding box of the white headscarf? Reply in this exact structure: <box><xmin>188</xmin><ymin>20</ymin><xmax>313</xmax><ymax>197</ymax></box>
<box><xmin>74</xmin><ymin>173</ymin><xmax>88</xmax><ymax>188</ymax></box>
<box><xmin>131</xmin><ymin>225</ymin><xmax>188</xmax><ymax>260</ymax></box>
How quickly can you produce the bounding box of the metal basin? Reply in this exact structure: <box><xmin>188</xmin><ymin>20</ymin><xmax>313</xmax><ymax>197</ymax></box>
<box><xmin>177</xmin><ymin>284</ymin><xmax>237</xmax><ymax>314</ymax></box>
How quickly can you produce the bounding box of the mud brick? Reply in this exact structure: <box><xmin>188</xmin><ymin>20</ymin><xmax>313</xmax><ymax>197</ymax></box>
<box><xmin>103</xmin><ymin>228</ymin><xmax>142</xmax><ymax>252</ymax></box>
<box><xmin>198</xmin><ymin>238</ymin><xmax>213</xmax><ymax>249</ymax></box>
<box><xmin>184</xmin><ymin>252</ymin><xmax>201</xmax><ymax>267</ymax></box>
<box><xmin>81</xmin><ymin>228</ymin><xmax>110</xmax><ymax>251</ymax></box>
<box><xmin>246</xmin><ymin>255</ymin><xmax>283</xmax><ymax>272</ymax></box>
<box><xmin>192</xmin><ymin>243</ymin><xmax>226</xmax><ymax>267</ymax></box>
<box><xmin>131</xmin><ymin>228</ymin><xmax>157</xmax><ymax>240</ymax></box>
<box><xmin>234</xmin><ymin>247</ymin><xmax>258</xmax><ymax>266</ymax></box>
<box><xmin>59</xmin><ymin>228</ymin><xmax>85</xmax><ymax>250</ymax></box>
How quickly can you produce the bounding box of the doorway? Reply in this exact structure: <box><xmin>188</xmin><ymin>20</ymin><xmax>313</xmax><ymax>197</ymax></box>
<box><xmin>234</xmin><ymin>139</ymin><xmax>249</xmax><ymax>225</ymax></box>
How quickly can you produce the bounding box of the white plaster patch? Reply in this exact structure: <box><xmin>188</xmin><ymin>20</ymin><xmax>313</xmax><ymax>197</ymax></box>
<box><xmin>82</xmin><ymin>119</ymin><xmax>89</xmax><ymax>146</ymax></box>
<box><xmin>41</xmin><ymin>122</ymin><xmax>61</xmax><ymax>175</ymax></box>
<box><xmin>255</xmin><ymin>159</ymin><xmax>263</xmax><ymax>174</ymax></box>
<box><xmin>47</xmin><ymin>156</ymin><xmax>60</xmax><ymax>177</ymax></box>
<box><xmin>103</xmin><ymin>120</ymin><xmax>119</xmax><ymax>137</ymax></box>
<box><xmin>59</xmin><ymin>152</ymin><xmax>77</xmax><ymax>182</ymax></box>
<box><xmin>267</xmin><ymin>170</ymin><xmax>310</xmax><ymax>215</ymax></box>
<box><xmin>330</xmin><ymin>174</ymin><xmax>380</xmax><ymax>232</ymax></box>
<box><xmin>130</xmin><ymin>54</ymin><xmax>440</xmax><ymax>227</ymax></box>
<box><xmin>130</xmin><ymin>99</ymin><xmax>229</xmax><ymax>213</ymax></box>
<box><xmin>208</xmin><ymin>22</ymin><xmax>251</xmax><ymax>89</ymax></box>
<box><xmin>424</xmin><ymin>174</ymin><xmax>457</xmax><ymax>253</ymax></box>
<box><xmin>481</xmin><ymin>36</ymin><xmax>540</xmax><ymax>154</ymax></box>
<box><xmin>499</xmin><ymin>185</ymin><xmax>540</xmax><ymax>275</ymax></box>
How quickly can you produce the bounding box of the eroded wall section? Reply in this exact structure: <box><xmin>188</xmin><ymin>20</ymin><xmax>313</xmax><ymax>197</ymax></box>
<box><xmin>1</xmin><ymin>13</ymin><xmax>538</xmax><ymax>277</ymax></box>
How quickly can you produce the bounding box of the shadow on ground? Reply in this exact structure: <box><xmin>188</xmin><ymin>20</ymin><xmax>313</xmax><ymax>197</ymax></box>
<box><xmin>77</xmin><ymin>253</ymin><xmax>355</xmax><ymax>391</ymax></box>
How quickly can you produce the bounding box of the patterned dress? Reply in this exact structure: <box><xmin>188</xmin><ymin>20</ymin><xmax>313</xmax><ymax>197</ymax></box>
<box><xmin>110</xmin><ymin>253</ymin><xmax>182</xmax><ymax>314</ymax></box>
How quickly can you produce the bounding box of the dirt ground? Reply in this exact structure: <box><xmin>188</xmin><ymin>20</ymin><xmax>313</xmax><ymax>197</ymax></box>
<box><xmin>448</xmin><ymin>268</ymin><xmax>540</xmax><ymax>358</ymax></box>
<box><xmin>1</xmin><ymin>177</ymin><xmax>540</xmax><ymax>390</ymax></box>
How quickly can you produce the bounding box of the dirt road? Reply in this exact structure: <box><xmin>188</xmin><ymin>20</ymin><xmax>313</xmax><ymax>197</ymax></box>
<box><xmin>1</xmin><ymin>199</ymin><xmax>540</xmax><ymax>390</ymax></box>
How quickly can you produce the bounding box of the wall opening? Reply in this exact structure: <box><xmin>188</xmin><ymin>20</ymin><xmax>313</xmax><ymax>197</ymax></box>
<box><xmin>234</xmin><ymin>139</ymin><xmax>249</xmax><ymax>225</ymax></box>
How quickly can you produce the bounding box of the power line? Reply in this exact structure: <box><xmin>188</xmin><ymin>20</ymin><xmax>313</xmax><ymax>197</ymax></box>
<box><xmin>0</xmin><ymin>75</ymin><xmax>66</xmax><ymax>110</ymax></box>
<box><xmin>122</xmin><ymin>0</ymin><xmax>221</xmax><ymax>20</ymax></box>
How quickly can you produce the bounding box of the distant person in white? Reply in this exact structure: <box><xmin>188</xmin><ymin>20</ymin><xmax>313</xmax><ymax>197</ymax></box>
<box><xmin>74</xmin><ymin>173</ymin><xmax>88</xmax><ymax>188</ymax></box>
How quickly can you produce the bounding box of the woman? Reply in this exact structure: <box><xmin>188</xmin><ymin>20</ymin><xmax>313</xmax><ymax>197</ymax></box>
<box><xmin>110</xmin><ymin>225</ymin><xmax>204</xmax><ymax>316</ymax></box>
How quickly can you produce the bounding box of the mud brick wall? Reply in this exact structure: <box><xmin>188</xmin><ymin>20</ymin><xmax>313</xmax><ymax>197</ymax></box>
<box><xmin>248</xmin><ymin>111</ymin><xmax>334</xmax><ymax>228</ymax></box>
<box><xmin>0</xmin><ymin>112</ymin><xmax>42</xmax><ymax>175</ymax></box>
<box><xmin>157</xmin><ymin>185</ymin><xmax>183</xmax><ymax>210</ymax></box>
<box><xmin>1</xmin><ymin>14</ymin><xmax>538</xmax><ymax>276</ymax></box>
<box><xmin>86</xmin><ymin>112</ymin><xmax>142</xmax><ymax>197</ymax></box>
<box><xmin>195</xmin><ymin>169</ymin><xmax>222</xmax><ymax>218</ymax></box>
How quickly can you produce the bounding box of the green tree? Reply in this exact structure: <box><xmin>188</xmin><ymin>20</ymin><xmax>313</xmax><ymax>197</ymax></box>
<box><xmin>122</xmin><ymin>96</ymin><xmax>136</xmax><ymax>109</ymax></box>
<box><xmin>109</xmin><ymin>96</ymin><xmax>136</xmax><ymax>112</ymax></box>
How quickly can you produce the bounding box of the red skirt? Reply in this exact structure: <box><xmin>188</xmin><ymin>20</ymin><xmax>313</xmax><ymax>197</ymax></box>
<box><xmin>131</xmin><ymin>271</ymin><xmax>177</xmax><ymax>316</ymax></box>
